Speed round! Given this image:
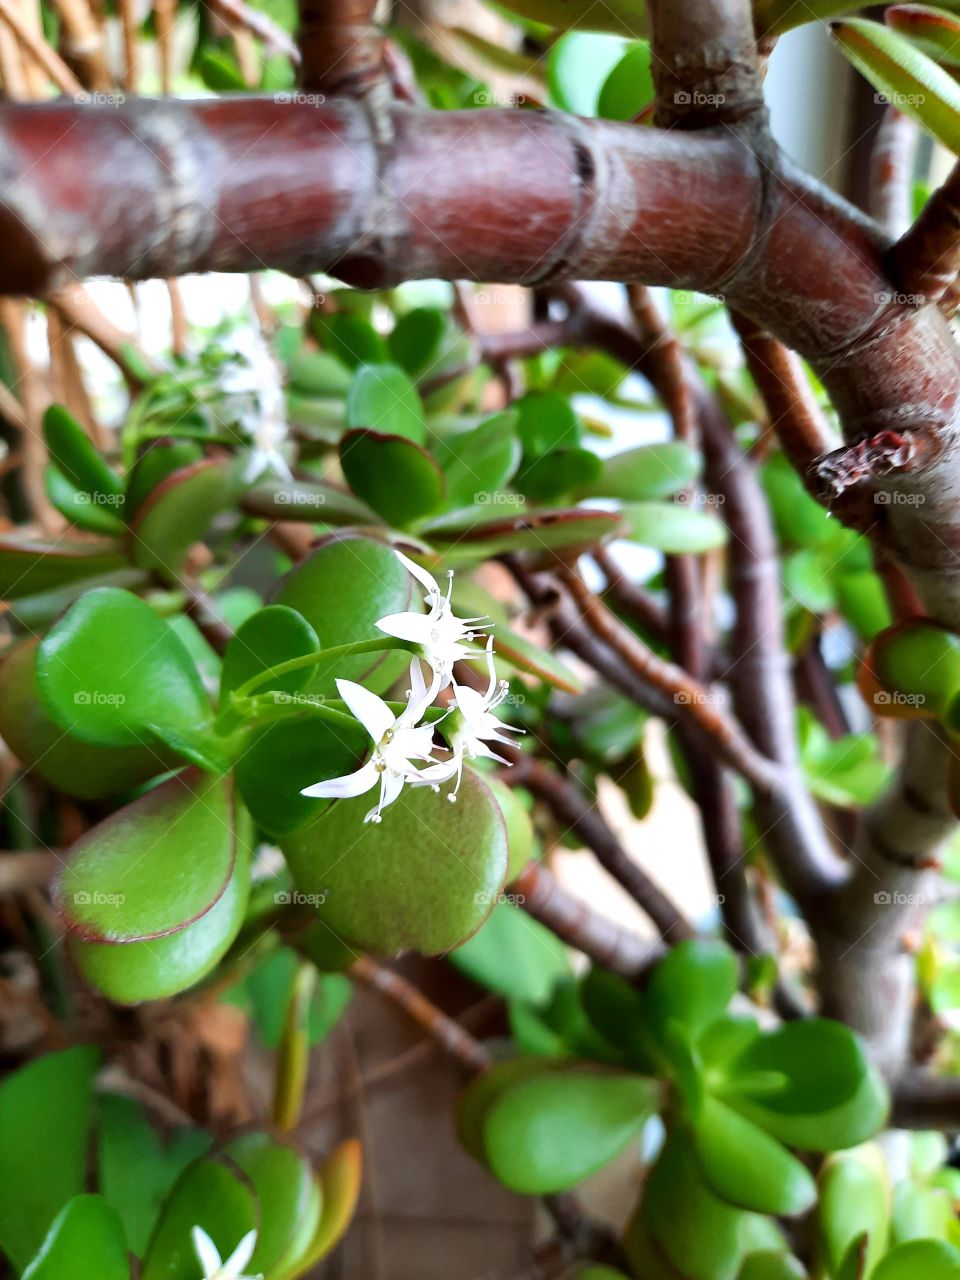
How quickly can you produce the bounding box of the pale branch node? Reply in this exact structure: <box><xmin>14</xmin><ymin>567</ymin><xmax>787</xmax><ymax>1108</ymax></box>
<box><xmin>869</xmin><ymin>106</ymin><xmax>918</xmax><ymax>240</ymax></box>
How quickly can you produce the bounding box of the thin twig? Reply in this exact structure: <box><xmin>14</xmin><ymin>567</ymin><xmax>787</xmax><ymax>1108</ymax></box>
<box><xmin>505</xmin><ymin>753</ymin><xmax>695</xmax><ymax>944</ymax></box>
<box><xmin>0</xmin><ymin>0</ymin><xmax>84</xmax><ymax>93</ymax></box>
<box><xmin>558</xmin><ymin>568</ymin><xmax>783</xmax><ymax>796</ymax></box>
<box><xmin>350</xmin><ymin>955</ymin><xmax>492</xmax><ymax>1075</ymax></box>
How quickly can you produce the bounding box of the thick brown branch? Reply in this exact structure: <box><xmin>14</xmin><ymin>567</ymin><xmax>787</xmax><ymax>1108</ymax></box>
<box><xmin>0</xmin><ymin>99</ymin><xmax>761</xmax><ymax>297</ymax></box>
<box><xmin>297</xmin><ymin>0</ymin><xmax>381</xmax><ymax>96</ymax></box>
<box><xmin>647</xmin><ymin>0</ymin><xmax>764</xmax><ymax>127</ymax></box>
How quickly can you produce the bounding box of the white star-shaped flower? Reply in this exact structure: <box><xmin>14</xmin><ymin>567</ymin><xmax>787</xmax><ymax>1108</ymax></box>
<box><xmin>376</xmin><ymin>551</ymin><xmax>486</xmax><ymax>688</ymax></box>
<box><xmin>438</xmin><ymin>639</ymin><xmax>522</xmax><ymax>799</ymax></box>
<box><xmin>301</xmin><ymin>660</ymin><xmax>452</xmax><ymax>823</ymax></box>
<box><xmin>191</xmin><ymin>1226</ymin><xmax>262</xmax><ymax>1280</ymax></box>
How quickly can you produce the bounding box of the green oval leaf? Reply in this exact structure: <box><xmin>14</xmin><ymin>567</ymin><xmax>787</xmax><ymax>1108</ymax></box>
<box><xmin>388</xmin><ymin>307</ymin><xmax>446</xmax><ymax>377</ymax></box>
<box><xmin>438</xmin><ymin>411</ymin><xmax>521</xmax><ymax>510</ymax></box>
<box><xmin>887</xmin><ymin>5</ymin><xmax>960</xmax><ymax>69</ymax></box>
<box><xmin>873</xmin><ymin>1241</ymin><xmax>960</xmax><ymax>1280</ymax></box>
<box><xmin>70</xmin><ymin>839</ymin><xmax>250</xmax><ymax>1002</ymax></box>
<box><xmin>450</xmin><ymin>902</ymin><xmax>571</xmax><ymax>1004</ymax></box>
<box><xmin>0</xmin><ymin>639</ymin><xmax>169</xmax><ymax>799</ymax></box>
<box><xmin>483</xmin><ymin>1065</ymin><xmax>658</xmax><ymax>1194</ymax></box>
<box><xmin>22</xmin><ymin>1196</ymin><xmax>129</xmax><ymax>1280</ymax></box>
<box><xmin>832</xmin><ymin>18</ymin><xmax>960</xmax><ymax>153</ymax></box>
<box><xmin>97</xmin><ymin>1093</ymin><xmax>211</xmax><ymax>1258</ymax></box>
<box><xmin>225</xmin><ymin>1135</ymin><xmax>321</xmax><ymax>1277</ymax></box>
<box><xmin>693</xmin><ymin>1096</ymin><xmax>816</xmax><ymax>1216</ymax></box>
<box><xmin>345</xmin><ymin>363</ymin><xmax>425</xmax><ymax>443</ymax></box>
<box><xmin>339</xmin><ymin>429</ymin><xmax>445</xmax><ymax>527</ymax></box>
<box><xmin>590</xmin><ymin>442</ymin><xmax>701</xmax><ymax>501</ymax></box>
<box><xmin>234</xmin><ymin>714</ymin><xmax>367</xmax><ymax>837</ymax></box>
<box><xmin>280</xmin><ymin>766</ymin><xmax>508</xmax><ymax>954</ymax></box>
<box><xmin>645</xmin><ymin>939</ymin><xmax>739</xmax><ymax>1041</ymax></box>
<box><xmin>724</xmin><ymin>1019</ymin><xmax>889</xmax><ymax>1150</ymax></box>
<box><xmin>273</xmin><ymin>534</ymin><xmax>417</xmax><ymax>696</ymax></box>
<box><xmin>46</xmin><ymin>465</ymin><xmax>125</xmax><ymax>534</ymax></box>
<box><xmin>0</xmin><ymin>1047</ymin><xmax>100</xmax><ymax>1272</ymax></box>
<box><xmin>0</xmin><ymin>535</ymin><xmax>125</xmax><ymax>600</ymax></box>
<box><xmin>597</xmin><ymin>40</ymin><xmax>654</xmax><ymax>120</ymax></box>
<box><xmin>315</xmin><ymin>312</ymin><xmax>389</xmax><ymax>369</ymax></box>
<box><xmin>36</xmin><ymin>586</ymin><xmax>223</xmax><ymax>769</ymax></box>
<box><xmin>427</xmin><ymin>507</ymin><xmax>621</xmax><ymax>561</ymax></box>
<box><xmin>518</xmin><ymin>447</ymin><xmax>603</xmax><ymax>502</ymax></box>
<box><xmin>57</xmin><ymin>771</ymin><xmax>239</xmax><ymax>942</ymax></box>
<box><xmin>127</xmin><ymin>458</ymin><xmax>240</xmax><ymax>575</ymax></box>
<box><xmin>220</xmin><ymin>605</ymin><xmax>319</xmax><ymax>701</ymax></box>
<box><xmin>620</xmin><ymin>500</ymin><xmax>728</xmax><ymax>553</ymax></box>
<box><xmin>142</xmin><ymin>1160</ymin><xmax>256</xmax><ymax>1280</ymax></box>
<box><xmin>43</xmin><ymin>404</ymin><xmax>124</xmax><ymax>508</ymax></box>
<box><xmin>873</xmin><ymin>619</ymin><xmax>960</xmax><ymax>715</ymax></box>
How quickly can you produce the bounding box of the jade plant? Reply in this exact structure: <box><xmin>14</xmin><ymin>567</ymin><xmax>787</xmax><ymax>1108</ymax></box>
<box><xmin>8</xmin><ymin>0</ymin><xmax>960</xmax><ymax>1277</ymax></box>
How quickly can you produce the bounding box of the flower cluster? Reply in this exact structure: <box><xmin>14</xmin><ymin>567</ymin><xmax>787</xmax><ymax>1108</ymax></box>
<box><xmin>301</xmin><ymin>550</ymin><xmax>521</xmax><ymax>824</ymax></box>
<box><xmin>218</xmin><ymin>322</ymin><xmax>292</xmax><ymax>484</ymax></box>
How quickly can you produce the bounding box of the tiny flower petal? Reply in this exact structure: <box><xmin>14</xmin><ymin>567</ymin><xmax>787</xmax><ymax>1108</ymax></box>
<box><xmin>335</xmin><ymin>678</ymin><xmax>395</xmax><ymax>743</ymax></box>
<box><xmin>393</xmin><ymin>549</ymin><xmax>442</xmax><ymax>600</ymax></box>
<box><xmin>301</xmin><ymin>758</ymin><xmax>380</xmax><ymax>799</ymax></box>
<box><xmin>223</xmin><ymin>1229</ymin><xmax>259</xmax><ymax>1278</ymax></box>
<box><xmin>192</xmin><ymin>1227</ymin><xmax>223</xmax><ymax>1277</ymax></box>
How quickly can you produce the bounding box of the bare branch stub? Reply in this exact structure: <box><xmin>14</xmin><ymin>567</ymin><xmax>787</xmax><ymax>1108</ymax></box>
<box><xmin>891</xmin><ymin>158</ymin><xmax>960</xmax><ymax>306</ymax></box>
<box><xmin>297</xmin><ymin>0</ymin><xmax>383</xmax><ymax>97</ymax></box>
